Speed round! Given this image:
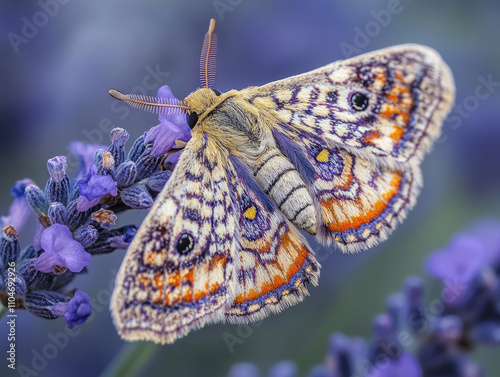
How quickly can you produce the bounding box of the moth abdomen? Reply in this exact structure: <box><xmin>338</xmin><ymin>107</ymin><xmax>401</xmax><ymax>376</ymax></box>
<box><xmin>253</xmin><ymin>148</ymin><xmax>317</xmax><ymax>234</ymax></box>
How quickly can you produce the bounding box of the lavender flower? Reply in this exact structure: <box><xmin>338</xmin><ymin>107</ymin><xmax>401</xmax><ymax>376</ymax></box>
<box><xmin>0</xmin><ymin>124</ymin><xmax>173</xmax><ymax>331</ymax></box>
<box><xmin>77</xmin><ymin>165</ymin><xmax>118</xmax><ymax>211</ymax></box>
<box><xmin>34</xmin><ymin>224</ymin><xmax>91</xmax><ymax>273</ymax></box>
<box><xmin>51</xmin><ymin>290</ymin><xmax>93</xmax><ymax>329</ymax></box>
<box><xmin>144</xmin><ymin>85</ymin><xmax>191</xmax><ymax>158</ymax></box>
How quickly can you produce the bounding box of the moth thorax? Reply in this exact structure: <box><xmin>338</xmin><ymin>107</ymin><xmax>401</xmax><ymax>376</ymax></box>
<box><xmin>184</xmin><ymin>88</ymin><xmax>219</xmax><ymax>116</ymax></box>
<box><xmin>253</xmin><ymin>148</ymin><xmax>317</xmax><ymax>234</ymax></box>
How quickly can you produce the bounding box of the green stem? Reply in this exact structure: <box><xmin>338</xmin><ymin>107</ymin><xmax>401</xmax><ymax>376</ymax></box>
<box><xmin>100</xmin><ymin>342</ymin><xmax>159</xmax><ymax>377</ymax></box>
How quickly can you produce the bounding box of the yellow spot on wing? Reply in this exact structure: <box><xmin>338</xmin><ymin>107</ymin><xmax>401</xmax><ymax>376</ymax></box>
<box><xmin>243</xmin><ymin>206</ymin><xmax>256</xmax><ymax>220</ymax></box>
<box><xmin>316</xmin><ymin>149</ymin><xmax>329</xmax><ymax>162</ymax></box>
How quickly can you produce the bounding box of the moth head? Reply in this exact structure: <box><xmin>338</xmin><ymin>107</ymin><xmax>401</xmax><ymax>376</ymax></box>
<box><xmin>107</xmin><ymin>19</ymin><xmax>220</xmax><ymax>130</ymax></box>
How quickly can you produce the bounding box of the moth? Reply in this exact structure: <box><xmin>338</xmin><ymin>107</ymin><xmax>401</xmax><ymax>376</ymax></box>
<box><xmin>109</xmin><ymin>19</ymin><xmax>455</xmax><ymax>344</ymax></box>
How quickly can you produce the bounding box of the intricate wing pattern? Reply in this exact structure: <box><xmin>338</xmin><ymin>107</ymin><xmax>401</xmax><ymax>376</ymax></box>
<box><xmin>225</xmin><ymin>156</ymin><xmax>320</xmax><ymax>323</ymax></box>
<box><xmin>112</xmin><ymin>44</ymin><xmax>455</xmax><ymax>344</ymax></box>
<box><xmin>247</xmin><ymin>44</ymin><xmax>455</xmax><ymax>167</ymax></box>
<box><xmin>267</xmin><ymin>126</ymin><xmax>421</xmax><ymax>251</ymax></box>
<box><xmin>238</xmin><ymin>45</ymin><xmax>454</xmax><ymax>251</ymax></box>
<box><xmin>302</xmin><ymin>135</ymin><xmax>421</xmax><ymax>250</ymax></box>
<box><xmin>111</xmin><ymin>135</ymin><xmax>237</xmax><ymax>344</ymax></box>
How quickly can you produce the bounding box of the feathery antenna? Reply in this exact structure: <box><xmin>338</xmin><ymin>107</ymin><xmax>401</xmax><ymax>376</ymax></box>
<box><xmin>108</xmin><ymin>89</ymin><xmax>189</xmax><ymax>115</ymax></box>
<box><xmin>200</xmin><ymin>18</ymin><xmax>217</xmax><ymax>89</ymax></box>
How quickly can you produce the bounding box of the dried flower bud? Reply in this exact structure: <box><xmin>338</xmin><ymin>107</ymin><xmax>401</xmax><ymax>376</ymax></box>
<box><xmin>127</xmin><ymin>134</ymin><xmax>146</xmax><ymax>162</ymax></box>
<box><xmin>1</xmin><ymin>226</ymin><xmax>20</xmax><ymax>266</ymax></box>
<box><xmin>91</xmin><ymin>209</ymin><xmax>117</xmax><ymax>229</ymax></box>
<box><xmin>102</xmin><ymin>151</ymin><xmax>115</xmax><ymax>169</ymax></box>
<box><xmin>25</xmin><ymin>184</ymin><xmax>49</xmax><ymax>216</ymax></box>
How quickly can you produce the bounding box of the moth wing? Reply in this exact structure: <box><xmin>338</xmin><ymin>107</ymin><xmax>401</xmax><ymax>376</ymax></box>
<box><xmin>111</xmin><ymin>135</ymin><xmax>237</xmax><ymax>345</ymax></box>
<box><xmin>253</xmin><ymin>127</ymin><xmax>422</xmax><ymax>252</ymax></box>
<box><xmin>243</xmin><ymin>44</ymin><xmax>455</xmax><ymax>167</ymax></box>
<box><xmin>225</xmin><ymin>156</ymin><xmax>320</xmax><ymax>323</ymax></box>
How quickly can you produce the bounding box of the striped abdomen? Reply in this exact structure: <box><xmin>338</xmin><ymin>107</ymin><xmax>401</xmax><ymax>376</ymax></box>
<box><xmin>253</xmin><ymin>149</ymin><xmax>317</xmax><ymax>234</ymax></box>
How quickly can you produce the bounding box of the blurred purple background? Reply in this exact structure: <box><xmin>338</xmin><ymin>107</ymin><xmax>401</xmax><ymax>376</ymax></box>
<box><xmin>1</xmin><ymin>0</ymin><xmax>499</xmax><ymax>376</ymax></box>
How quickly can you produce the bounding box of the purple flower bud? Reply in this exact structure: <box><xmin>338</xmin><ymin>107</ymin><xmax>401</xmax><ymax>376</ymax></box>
<box><xmin>66</xmin><ymin>200</ymin><xmax>92</xmax><ymax>232</ymax></box>
<box><xmin>25</xmin><ymin>184</ymin><xmax>49</xmax><ymax>216</ymax></box>
<box><xmin>369</xmin><ymin>314</ymin><xmax>398</xmax><ymax>366</ymax></box>
<box><xmin>69</xmin><ymin>141</ymin><xmax>108</xmax><ymax>180</ymax></box>
<box><xmin>115</xmin><ymin>160</ymin><xmax>137</xmax><ymax>187</ymax></box>
<box><xmin>432</xmin><ymin>315</ymin><xmax>463</xmax><ymax>343</ymax></box>
<box><xmin>24</xmin><ymin>291</ymin><xmax>68</xmax><ymax>319</ymax></box>
<box><xmin>134</xmin><ymin>145</ymin><xmax>162</xmax><ymax>181</ymax></box>
<box><xmin>18</xmin><ymin>258</ymin><xmax>54</xmax><ymax>290</ymax></box>
<box><xmin>227</xmin><ymin>363</ymin><xmax>261</xmax><ymax>377</ymax></box>
<box><xmin>5</xmin><ymin>272</ymin><xmax>27</xmax><ymax>297</ymax></box>
<box><xmin>86</xmin><ymin>225</ymin><xmax>137</xmax><ymax>254</ymax></box>
<box><xmin>52</xmin><ymin>290</ymin><xmax>93</xmax><ymax>329</ymax></box>
<box><xmin>1</xmin><ymin>179</ymin><xmax>33</xmax><ymax>232</ymax></box>
<box><xmin>144</xmin><ymin>85</ymin><xmax>191</xmax><ymax>158</ymax></box>
<box><xmin>109</xmin><ymin>128</ymin><xmax>130</xmax><ymax>166</ymax></box>
<box><xmin>120</xmin><ymin>184</ymin><xmax>153</xmax><ymax>209</ymax></box>
<box><xmin>404</xmin><ymin>277</ymin><xmax>426</xmax><ymax>332</ymax></box>
<box><xmin>47</xmin><ymin>156</ymin><xmax>67</xmax><ymax>183</ymax></box>
<box><xmin>73</xmin><ymin>225</ymin><xmax>99</xmax><ymax>248</ymax></box>
<box><xmin>34</xmin><ymin>224</ymin><xmax>91</xmax><ymax>273</ymax></box>
<box><xmin>268</xmin><ymin>361</ymin><xmax>298</xmax><ymax>377</ymax></box>
<box><xmin>47</xmin><ymin>202</ymin><xmax>68</xmax><ymax>225</ymax></box>
<box><xmin>386</xmin><ymin>293</ymin><xmax>406</xmax><ymax>332</ymax></box>
<box><xmin>77</xmin><ymin>165</ymin><xmax>117</xmax><ymax>211</ymax></box>
<box><xmin>327</xmin><ymin>333</ymin><xmax>365</xmax><ymax>377</ymax></box>
<box><xmin>146</xmin><ymin>170</ymin><xmax>172</xmax><ymax>192</ymax></box>
<box><xmin>127</xmin><ymin>134</ymin><xmax>147</xmax><ymax>162</ymax></box>
<box><xmin>1</xmin><ymin>226</ymin><xmax>20</xmax><ymax>266</ymax></box>
<box><xmin>373</xmin><ymin>313</ymin><xmax>395</xmax><ymax>340</ymax></box>
<box><xmin>110</xmin><ymin>128</ymin><xmax>130</xmax><ymax>147</ymax></box>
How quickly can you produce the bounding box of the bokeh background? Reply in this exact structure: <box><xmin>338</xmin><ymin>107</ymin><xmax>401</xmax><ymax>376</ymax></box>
<box><xmin>1</xmin><ymin>0</ymin><xmax>500</xmax><ymax>376</ymax></box>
